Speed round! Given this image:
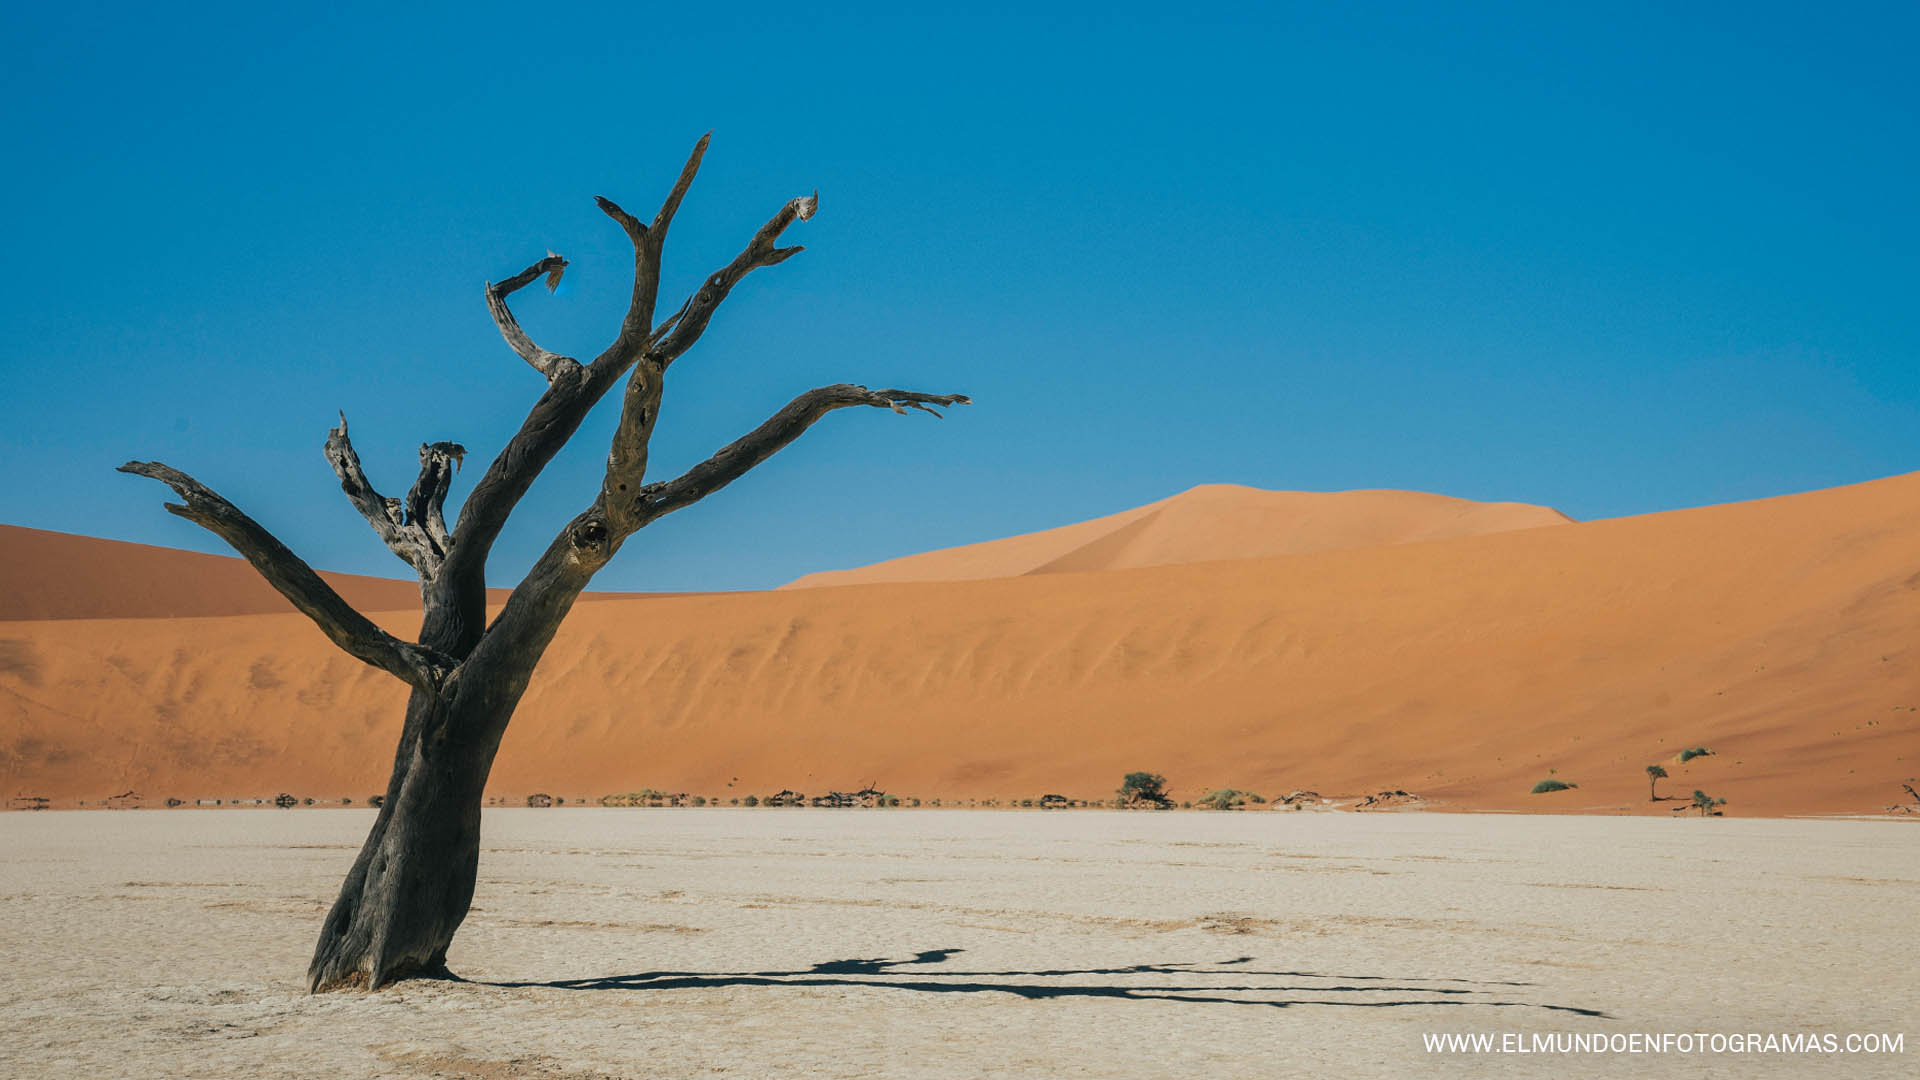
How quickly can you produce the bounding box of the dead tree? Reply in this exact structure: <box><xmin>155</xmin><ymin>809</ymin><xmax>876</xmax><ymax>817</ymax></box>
<box><xmin>119</xmin><ymin>136</ymin><xmax>967</xmax><ymax>992</ymax></box>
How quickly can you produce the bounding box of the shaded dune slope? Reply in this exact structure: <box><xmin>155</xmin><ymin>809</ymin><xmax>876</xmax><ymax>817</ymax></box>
<box><xmin>4</xmin><ymin>476</ymin><xmax>1919</xmax><ymax>816</ymax></box>
<box><xmin>0</xmin><ymin>525</ymin><xmax>659</xmax><ymax>620</ymax></box>
<box><xmin>783</xmin><ymin>484</ymin><xmax>1573</xmax><ymax>588</ymax></box>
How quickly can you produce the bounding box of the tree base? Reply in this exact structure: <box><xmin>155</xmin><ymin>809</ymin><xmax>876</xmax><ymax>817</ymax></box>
<box><xmin>311</xmin><ymin>957</ymin><xmax>463</xmax><ymax>994</ymax></box>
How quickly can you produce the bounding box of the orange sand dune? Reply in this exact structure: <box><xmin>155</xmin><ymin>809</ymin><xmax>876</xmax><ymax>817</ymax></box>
<box><xmin>0</xmin><ymin>525</ymin><xmax>663</xmax><ymax>620</ymax></box>
<box><xmin>783</xmin><ymin>484</ymin><xmax>1572</xmax><ymax>588</ymax></box>
<box><xmin>3</xmin><ymin>476</ymin><xmax>1919</xmax><ymax>817</ymax></box>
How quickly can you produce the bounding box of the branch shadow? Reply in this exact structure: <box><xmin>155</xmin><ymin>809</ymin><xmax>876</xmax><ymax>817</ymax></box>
<box><xmin>480</xmin><ymin>948</ymin><xmax>1607</xmax><ymax>1017</ymax></box>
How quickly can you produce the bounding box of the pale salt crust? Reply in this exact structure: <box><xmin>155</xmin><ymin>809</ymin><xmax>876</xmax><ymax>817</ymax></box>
<box><xmin>1</xmin><ymin>809</ymin><xmax>1913</xmax><ymax>1079</ymax></box>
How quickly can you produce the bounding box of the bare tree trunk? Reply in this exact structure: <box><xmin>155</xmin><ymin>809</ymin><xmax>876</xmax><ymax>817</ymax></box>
<box><xmin>121</xmin><ymin>135</ymin><xmax>967</xmax><ymax>992</ymax></box>
<box><xmin>307</xmin><ymin>690</ymin><xmax>484</xmax><ymax>989</ymax></box>
<box><xmin>306</xmin><ymin>565</ymin><xmax>584</xmax><ymax>990</ymax></box>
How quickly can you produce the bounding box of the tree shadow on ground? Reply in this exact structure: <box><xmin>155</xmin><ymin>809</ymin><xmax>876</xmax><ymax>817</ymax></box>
<box><xmin>482</xmin><ymin>949</ymin><xmax>1606</xmax><ymax>1017</ymax></box>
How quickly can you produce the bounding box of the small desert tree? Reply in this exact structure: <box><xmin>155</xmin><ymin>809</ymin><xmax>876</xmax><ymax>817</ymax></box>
<box><xmin>1117</xmin><ymin>771</ymin><xmax>1172</xmax><ymax>808</ymax></box>
<box><xmin>1646</xmin><ymin>764</ymin><xmax>1668</xmax><ymax>801</ymax></box>
<box><xmin>120</xmin><ymin>136</ymin><xmax>967</xmax><ymax>991</ymax></box>
<box><xmin>1691</xmin><ymin>790</ymin><xmax>1726</xmax><ymax>816</ymax></box>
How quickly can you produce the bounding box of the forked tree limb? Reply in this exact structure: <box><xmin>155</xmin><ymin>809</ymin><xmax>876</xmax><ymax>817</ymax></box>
<box><xmin>116</xmin><ymin>461</ymin><xmax>457</xmax><ymax>692</ymax></box>
<box><xmin>596</xmin><ymin>132</ymin><xmax>709</xmax><ymax>362</ymax></box>
<box><xmin>648</xmin><ymin>191</ymin><xmax>817</xmax><ymax>371</ymax></box>
<box><xmin>323</xmin><ymin>413</ymin><xmax>422</xmax><ymax>570</ymax></box>
<box><xmin>406</xmin><ymin>441</ymin><xmax>466</xmax><ymax>558</ymax></box>
<box><xmin>598</xmin><ymin>187</ymin><xmax>820</xmax><ymax>521</ymax></box>
<box><xmin>449</xmin><ymin>133</ymin><xmax>776</xmax><ymax>585</ymax></box>
<box><xmin>450</xmin><ymin>136</ymin><xmax>711</xmax><ymax>573</ymax></box>
<box><xmin>484</xmin><ymin>253</ymin><xmax>575</xmax><ymax>379</ymax></box>
<box><xmin>324</xmin><ymin>416</ymin><xmax>465</xmax><ymax>577</ymax></box>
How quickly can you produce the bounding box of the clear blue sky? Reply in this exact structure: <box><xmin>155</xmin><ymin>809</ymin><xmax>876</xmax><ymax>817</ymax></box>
<box><xmin>4</xmin><ymin>2</ymin><xmax>1916</xmax><ymax>591</ymax></box>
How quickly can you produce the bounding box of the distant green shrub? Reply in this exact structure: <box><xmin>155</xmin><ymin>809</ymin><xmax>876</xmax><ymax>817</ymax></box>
<box><xmin>1530</xmin><ymin>778</ymin><xmax>1577</xmax><ymax>794</ymax></box>
<box><xmin>1117</xmin><ymin>771</ymin><xmax>1172</xmax><ymax>808</ymax></box>
<box><xmin>1690</xmin><ymin>789</ymin><xmax>1727</xmax><ymax>816</ymax></box>
<box><xmin>742</xmin><ymin>795</ymin><xmax>759</xmax><ymax>807</ymax></box>
<box><xmin>1198</xmin><ymin>788</ymin><xmax>1262</xmax><ymax>810</ymax></box>
<box><xmin>1679</xmin><ymin>747</ymin><xmax>1714</xmax><ymax>763</ymax></box>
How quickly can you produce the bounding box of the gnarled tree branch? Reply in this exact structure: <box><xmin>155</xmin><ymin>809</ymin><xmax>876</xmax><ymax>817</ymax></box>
<box><xmin>648</xmin><ymin>190</ymin><xmax>817</xmax><ymax>371</ymax></box>
<box><xmin>450</xmin><ymin>134</ymin><xmax>712</xmax><ymax>575</ymax></box>
<box><xmin>324</xmin><ymin>416</ymin><xmax>465</xmax><ymax>578</ymax></box>
<box><xmin>596</xmin><ymin>188</ymin><xmax>821</xmax><ymax>529</ymax></box>
<box><xmin>596</xmin><ymin>132</ymin><xmax>709</xmax><ymax>364</ymax></box>
<box><xmin>406</xmin><ymin>440</ymin><xmax>466</xmax><ymax>559</ymax></box>
<box><xmin>323</xmin><ymin>413</ymin><xmax>420</xmax><ymax>570</ymax></box>
<box><xmin>116</xmin><ymin>461</ymin><xmax>456</xmax><ymax>692</ymax></box>
<box><xmin>485</xmin><ymin>253</ymin><xmax>575</xmax><ymax>380</ymax></box>
<box><xmin>630</xmin><ymin>385</ymin><xmax>970</xmax><ymax>528</ymax></box>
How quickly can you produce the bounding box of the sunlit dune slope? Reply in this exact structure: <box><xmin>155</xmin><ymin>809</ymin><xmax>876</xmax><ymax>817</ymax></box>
<box><xmin>782</xmin><ymin>484</ymin><xmax>1573</xmax><ymax>588</ymax></box>
<box><xmin>3</xmin><ymin>475</ymin><xmax>1919</xmax><ymax>816</ymax></box>
<box><xmin>0</xmin><ymin>525</ymin><xmax>659</xmax><ymax>620</ymax></box>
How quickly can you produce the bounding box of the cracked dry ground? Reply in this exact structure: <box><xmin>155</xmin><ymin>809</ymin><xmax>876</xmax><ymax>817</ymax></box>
<box><xmin>2</xmin><ymin>809</ymin><xmax>1914</xmax><ymax>1078</ymax></box>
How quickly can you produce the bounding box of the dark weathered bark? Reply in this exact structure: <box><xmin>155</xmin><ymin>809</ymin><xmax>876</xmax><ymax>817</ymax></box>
<box><xmin>485</xmin><ymin>253</ymin><xmax>573</xmax><ymax>379</ymax></box>
<box><xmin>115</xmin><ymin>462</ymin><xmax>455</xmax><ymax>692</ymax></box>
<box><xmin>306</xmin><ymin>689</ymin><xmax>480</xmax><ymax>990</ymax></box>
<box><xmin>323</xmin><ymin>416</ymin><xmax>466</xmax><ymax>580</ymax></box>
<box><xmin>119</xmin><ymin>135</ymin><xmax>968</xmax><ymax>992</ymax></box>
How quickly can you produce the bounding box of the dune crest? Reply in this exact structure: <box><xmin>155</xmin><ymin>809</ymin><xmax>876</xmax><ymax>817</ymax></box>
<box><xmin>783</xmin><ymin>484</ymin><xmax>1573</xmax><ymax>588</ymax></box>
